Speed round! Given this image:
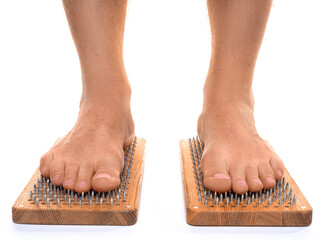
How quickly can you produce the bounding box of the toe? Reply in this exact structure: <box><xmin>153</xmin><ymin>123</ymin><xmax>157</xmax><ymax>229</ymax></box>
<box><xmin>49</xmin><ymin>158</ymin><xmax>65</xmax><ymax>186</ymax></box>
<box><xmin>201</xmin><ymin>151</ymin><xmax>231</xmax><ymax>193</ymax></box>
<box><xmin>40</xmin><ymin>152</ymin><xmax>53</xmax><ymax>177</ymax></box>
<box><xmin>63</xmin><ymin>163</ymin><xmax>79</xmax><ymax>190</ymax></box>
<box><xmin>230</xmin><ymin>164</ymin><xmax>249</xmax><ymax>194</ymax></box>
<box><xmin>259</xmin><ymin>163</ymin><xmax>276</xmax><ymax>189</ymax></box>
<box><xmin>91</xmin><ymin>155</ymin><xmax>122</xmax><ymax>192</ymax></box>
<box><xmin>270</xmin><ymin>157</ymin><xmax>284</xmax><ymax>181</ymax></box>
<box><xmin>92</xmin><ymin>172</ymin><xmax>120</xmax><ymax>192</ymax></box>
<box><xmin>245</xmin><ymin>165</ymin><xmax>263</xmax><ymax>192</ymax></box>
<box><xmin>74</xmin><ymin>162</ymin><xmax>94</xmax><ymax>193</ymax></box>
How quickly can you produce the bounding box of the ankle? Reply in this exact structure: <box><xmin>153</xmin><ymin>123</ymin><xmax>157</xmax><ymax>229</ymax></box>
<box><xmin>203</xmin><ymin>74</ymin><xmax>255</xmax><ymax>112</ymax></box>
<box><xmin>77</xmin><ymin>88</ymin><xmax>135</xmax><ymax>146</ymax></box>
<box><xmin>203</xmin><ymin>90</ymin><xmax>254</xmax><ymax>111</ymax></box>
<box><xmin>79</xmin><ymin>76</ymin><xmax>132</xmax><ymax>109</ymax></box>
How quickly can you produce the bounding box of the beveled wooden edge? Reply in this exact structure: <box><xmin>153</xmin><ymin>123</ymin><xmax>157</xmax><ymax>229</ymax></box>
<box><xmin>12</xmin><ymin>138</ymin><xmax>146</xmax><ymax>225</ymax></box>
<box><xmin>180</xmin><ymin>139</ymin><xmax>313</xmax><ymax>226</ymax></box>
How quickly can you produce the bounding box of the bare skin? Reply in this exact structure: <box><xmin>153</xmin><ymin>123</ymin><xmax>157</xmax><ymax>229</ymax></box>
<box><xmin>40</xmin><ymin>0</ymin><xmax>284</xmax><ymax>195</ymax></box>
<box><xmin>198</xmin><ymin>0</ymin><xmax>284</xmax><ymax>194</ymax></box>
<box><xmin>39</xmin><ymin>0</ymin><xmax>134</xmax><ymax>193</ymax></box>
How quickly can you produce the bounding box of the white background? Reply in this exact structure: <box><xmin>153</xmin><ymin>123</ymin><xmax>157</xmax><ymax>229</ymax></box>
<box><xmin>0</xmin><ymin>0</ymin><xmax>319</xmax><ymax>239</ymax></box>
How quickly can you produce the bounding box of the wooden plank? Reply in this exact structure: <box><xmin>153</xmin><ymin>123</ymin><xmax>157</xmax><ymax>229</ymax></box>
<box><xmin>180</xmin><ymin>138</ymin><xmax>312</xmax><ymax>226</ymax></box>
<box><xmin>12</xmin><ymin>137</ymin><xmax>146</xmax><ymax>225</ymax></box>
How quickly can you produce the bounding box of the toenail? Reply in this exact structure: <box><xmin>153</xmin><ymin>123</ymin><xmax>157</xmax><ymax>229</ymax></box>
<box><xmin>213</xmin><ymin>173</ymin><xmax>230</xmax><ymax>180</ymax></box>
<box><xmin>77</xmin><ymin>181</ymin><xmax>86</xmax><ymax>188</ymax></box>
<box><xmin>266</xmin><ymin>177</ymin><xmax>275</xmax><ymax>184</ymax></box>
<box><xmin>237</xmin><ymin>180</ymin><xmax>247</xmax><ymax>187</ymax></box>
<box><xmin>40</xmin><ymin>167</ymin><xmax>47</xmax><ymax>173</ymax></box>
<box><xmin>95</xmin><ymin>173</ymin><xmax>112</xmax><ymax>179</ymax></box>
<box><xmin>64</xmin><ymin>179</ymin><xmax>73</xmax><ymax>186</ymax></box>
<box><xmin>277</xmin><ymin>170</ymin><xmax>283</xmax><ymax>177</ymax></box>
<box><xmin>252</xmin><ymin>179</ymin><xmax>262</xmax><ymax>185</ymax></box>
<box><xmin>52</xmin><ymin>175</ymin><xmax>60</xmax><ymax>182</ymax></box>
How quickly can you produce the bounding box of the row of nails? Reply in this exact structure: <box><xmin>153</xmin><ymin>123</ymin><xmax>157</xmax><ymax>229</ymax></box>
<box><xmin>30</xmin><ymin>176</ymin><xmax>128</xmax><ymax>207</ymax></box>
<box><xmin>204</xmin><ymin>192</ymin><xmax>296</xmax><ymax>207</ymax></box>
<box><xmin>31</xmin><ymin>192</ymin><xmax>117</xmax><ymax>207</ymax></box>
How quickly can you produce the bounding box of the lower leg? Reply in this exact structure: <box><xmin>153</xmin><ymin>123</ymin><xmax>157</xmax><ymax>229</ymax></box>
<box><xmin>198</xmin><ymin>0</ymin><xmax>284</xmax><ymax>193</ymax></box>
<box><xmin>39</xmin><ymin>0</ymin><xmax>134</xmax><ymax>193</ymax></box>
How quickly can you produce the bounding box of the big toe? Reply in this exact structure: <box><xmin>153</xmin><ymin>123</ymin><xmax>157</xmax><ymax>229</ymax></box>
<box><xmin>270</xmin><ymin>157</ymin><xmax>284</xmax><ymax>181</ymax></box>
<box><xmin>201</xmin><ymin>151</ymin><xmax>231</xmax><ymax>193</ymax></box>
<box><xmin>49</xmin><ymin>158</ymin><xmax>65</xmax><ymax>186</ymax></box>
<box><xmin>91</xmin><ymin>152</ymin><xmax>123</xmax><ymax>192</ymax></box>
<box><xmin>92</xmin><ymin>171</ymin><xmax>121</xmax><ymax>192</ymax></box>
<box><xmin>40</xmin><ymin>152</ymin><xmax>54</xmax><ymax>177</ymax></box>
<box><xmin>203</xmin><ymin>173</ymin><xmax>232</xmax><ymax>193</ymax></box>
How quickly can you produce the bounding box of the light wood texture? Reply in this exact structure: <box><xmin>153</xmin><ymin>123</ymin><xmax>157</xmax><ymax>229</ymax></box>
<box><xmin>12</xmin><ymin>138</ymin><xmax>146</xmax><ymax>225</ymax></box>
<box><xmin>180</xmin><ymin>138</ymin><xmax>312</xmax><ymax>226</ymax></box>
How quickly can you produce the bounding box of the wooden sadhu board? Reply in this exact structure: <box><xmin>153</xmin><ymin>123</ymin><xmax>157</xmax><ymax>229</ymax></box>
<box><xmin>12</xmin><ymin>137</ymin><xmax>145</xmax><ymax>225</ymax></box>
<box><xmin>180</xmin><ymin>137</ymin><xmax>312</xmax><ymax>226</ymax></box>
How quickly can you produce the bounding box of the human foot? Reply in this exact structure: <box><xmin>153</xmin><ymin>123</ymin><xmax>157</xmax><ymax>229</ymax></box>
<box><xmin>39</xmin><ymin>89</ymin><xmax>135</xmax><ymax>194</ymax></box>
<box><xmin>197</xmin><ymin>100</ymin><xmax>284</xmax><ymax>194</ymax></box>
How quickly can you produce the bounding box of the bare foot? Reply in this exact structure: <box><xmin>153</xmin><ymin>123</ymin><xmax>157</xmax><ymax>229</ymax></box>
<box><xmin>39</xmin><ymin>83</ymin><xmax>134</xmax><ymax>193</ymax></box>
<box><xmin>198</xmin><ymin>99</ymin><xmax>284</xmax><ymax>194</ymax></box>
<box><xmin>41</xmin><ymin>0</ymin><xmax>136</xmax><ymax>194</ymax></box>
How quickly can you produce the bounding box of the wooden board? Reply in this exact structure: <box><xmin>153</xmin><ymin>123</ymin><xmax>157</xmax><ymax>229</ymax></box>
<box><xmin>12</xmin><ymin>137</ymin><xmax>146</xmax><ymax>225</ymax></box>
<box><xmin>180</xmin><ymin>137</ymin><xmax>312</xmax><ymax>226</ymax></box>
